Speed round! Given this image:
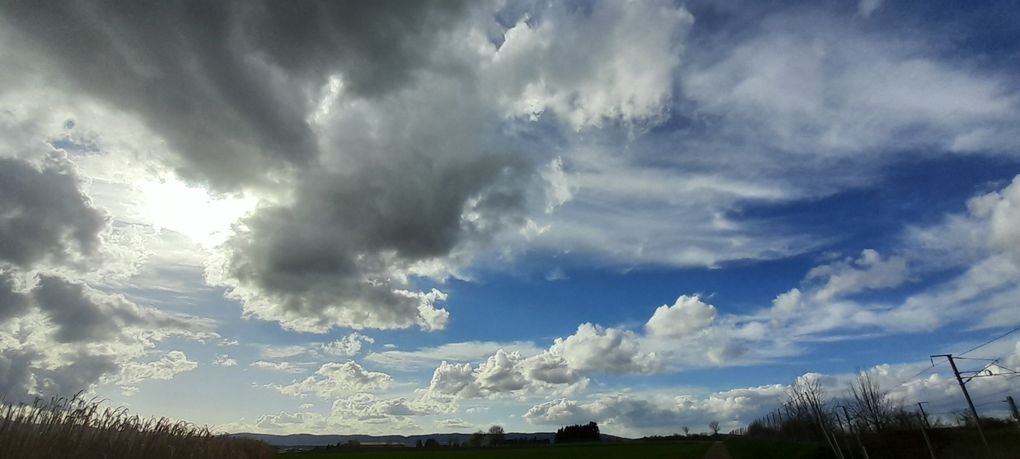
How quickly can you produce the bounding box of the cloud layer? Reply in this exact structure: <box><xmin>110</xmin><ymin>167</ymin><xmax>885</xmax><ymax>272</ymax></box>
<box><xmin>1</xmin><ymin>0</ymin><xmax>1019</xmax><ymax>438</ymax></box>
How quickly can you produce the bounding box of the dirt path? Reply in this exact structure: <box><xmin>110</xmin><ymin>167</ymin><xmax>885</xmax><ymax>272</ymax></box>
<box><xmin>701</xmin><ymin>441</ymin><xmax>733</xmax><ymax>459</ymax></box>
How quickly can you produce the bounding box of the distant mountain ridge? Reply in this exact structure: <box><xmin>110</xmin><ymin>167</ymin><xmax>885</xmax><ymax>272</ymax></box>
<box><xmin>232</xmin><ymin>431</ymin><xmax>628</xmax><ymax>447</ymax></box>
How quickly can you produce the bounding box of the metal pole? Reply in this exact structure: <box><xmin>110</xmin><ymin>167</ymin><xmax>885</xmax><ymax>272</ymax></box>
<box><xmin>917</xmin><ymin>402</ymin><xmax>931</xmax><ymax>429</ymax></box>
<box><xmin>917</xmin><ymin>412</ymin><xmax>937</xmax><ymax>459</ymax></box>
<box><xmin>1007</xmin><ymin>396</ymin><xmax>1019</xmax><ymax>424</ymax></box>
<box><xmin>932</xmin><ymin>354</ymin><xmax>988</xmax><ymax>450</ymax></box>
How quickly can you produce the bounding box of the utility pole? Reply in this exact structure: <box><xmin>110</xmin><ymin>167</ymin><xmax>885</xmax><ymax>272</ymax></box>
<box><xmin>841</xmin><ymin>405</ymin><xmax>869</xmax><ymax>459</ymax></box>
<box><xmin>931</xmin><ymin>354</ymin><xmax>988</xmax><ymax>450</ymax></box>
<box><xmin>917</xmin><ymin>412</ymin><xmax>937</xmax><ymax>459</ymax></box>
<box><xmin>917</xmin><ymin>402</ymin><xmax>931</xmax><ymax>429</ymax></box>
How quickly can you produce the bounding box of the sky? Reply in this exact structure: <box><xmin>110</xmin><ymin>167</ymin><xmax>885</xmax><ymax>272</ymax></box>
<box><xmin>1</xmin><ymin>0</ymin><xmax>1019</xmax><ymax>438</ymax></box>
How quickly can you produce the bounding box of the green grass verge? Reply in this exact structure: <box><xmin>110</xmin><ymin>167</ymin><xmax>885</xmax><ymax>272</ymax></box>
<box><xmin>281</xmin><ymin>441</ymin><xmax>712</xmax><ymax>459</ymax></box>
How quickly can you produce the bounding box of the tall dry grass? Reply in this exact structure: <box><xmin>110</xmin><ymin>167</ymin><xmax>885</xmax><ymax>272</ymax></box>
<box><xmin>0</xmin><ymin>393</ymin><xmax>274</xmax><ymax>459</ymax></box>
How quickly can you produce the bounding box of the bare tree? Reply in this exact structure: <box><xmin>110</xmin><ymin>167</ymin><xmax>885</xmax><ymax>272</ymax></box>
<box><xmin>709</xmin><ymin>420</ymin><xmax>720</xmax><ymax>436</ymax></box>
<box><xmin>847</xmin><ymin>370</ymin><xmax>900</xmax><ymax>433</ymax></box>
<box><xmin>682</xmin><ymin>426</ymin><xmax>689</xmax><ymax>436</ymax></box>
<box><xmin>469</xmin><ymin>431</ymin><xmax>485</xmax><ymax>447</ymax></box>
<box><xmin>788</xmin><ymin>376</ymin><xmax>828</xmax><ymax>419</ymax></box>
<box><xmin>783</xmin><ymin>375</ymin><xmax>838</xmax><ymax>444</ymax></box>
<box><xmin>487</xmin><ymin>425</ymin><xmax>505</xmax><ymax>446</ymax></box>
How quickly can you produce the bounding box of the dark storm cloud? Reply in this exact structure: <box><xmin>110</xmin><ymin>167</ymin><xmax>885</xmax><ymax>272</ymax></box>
<box><xmin>0</xmin><ymin>0</ymin><xmax>468</xmax><ymax>188</ymax></box>
<box><xmin>4</xmin><ymin>0</ymin><xmax>540</xmax><ymax>332</ymax></box>
<box><xmin>32</xmin><ymin>275</ymin><xmax>212</xmax><ymax>343</ymax></box>
<box><xmin>0</xmin><ymin>271</ymin><xmax>29</xmax><ymax>323</ymax></box>
<box><xmin>249</xmin><ymin>1</ymin><xmax>468</xmax><ymax>97</ymax></box>
<box><xmin>224</xmin><ymin>152</ymin><xmax>531</xmax><ymax>331</ymax></box>
<box><xmin>0</xmin><ymin>348</ymin><xmax>40</xmax><ymax>403</ymax></box>
<box><xmin>0</xmin><ymin>156</ymin><xmax>106</xmax><ymax>269</ymax></box>
<box><xmin>0</xmin><ymin>347</ymin><xmax>119</xmax><ymax>404</ymax></box>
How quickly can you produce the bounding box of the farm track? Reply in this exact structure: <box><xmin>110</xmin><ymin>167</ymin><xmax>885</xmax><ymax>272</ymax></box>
<box><xmin>701</xmin><ymin>442</ymin><xmax>732</xmax><ymax>459</ymax></box>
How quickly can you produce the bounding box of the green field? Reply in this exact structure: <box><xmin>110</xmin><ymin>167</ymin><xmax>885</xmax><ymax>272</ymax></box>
<box><xmin>723</xmin><ymin>438</ymin><xmax>833</xmax><ymax>459</ymax></box>
<box><xmin>279</xmin><ymin>438</ymin><xmax>845</xmax><ymax>459</ymax></box>
<box><xmin>282</xmin><ymin>441</ymin><xmax>713</xmax><ymax>458</ymax></box>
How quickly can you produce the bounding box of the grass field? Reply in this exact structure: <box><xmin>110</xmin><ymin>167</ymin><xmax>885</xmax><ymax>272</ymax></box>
<box><xmin>278</xmin><ymin>431</ymin><xmax>1020</xmax><ymax>459</ymax></box>
<box><xmin>724</xmin><ymin>438</ymin><xmax>833</xmax><ymax>459</ymax></box>
<box><xmin>282</xmin><ymin>441</ymin><xmax>714</xmax><ymax>458</ymax></box>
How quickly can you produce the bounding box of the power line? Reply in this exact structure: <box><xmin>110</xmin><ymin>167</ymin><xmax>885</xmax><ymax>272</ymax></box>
<box><xmin>958</xmin><ymin>325</ymin><xmax>1020</xmax><ymax>357</ymax></box>
<box><xmin>890</xmin><ymin>361</ymin><xmax>944</xmax><ymax>390</ymax></box>
<box><xmin>991</xmin><ymin>363</ymin><xmax>1020</xmax><ymax>374</ymax></box>
<box><xmin>973</xmin><ymin>384</ymin><xmax>1018</xmax><ymax>403</ymax></box>
<box><xmin>974</xmin><ymin>400</ymin><xmax>1001</xmax><ymax>408</ymax></box>
<box><xmin>893</xmin><ymin>325</ymin><xmax>1020</xmax><ymax>390</ymax></box>
<box><xmin>763</xmin><ymin>326</ymin><xmax>1020</xmax><ymax>431</ymax></box>
<box><xmin>847</xmin><ymin>325</ymin><xmax>1020</xmax><ymax>394</ymax></box>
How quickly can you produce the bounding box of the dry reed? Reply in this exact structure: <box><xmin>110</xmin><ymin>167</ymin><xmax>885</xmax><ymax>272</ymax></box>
<box><xmin>0</xmin><ymin>393</ymin><xmax>274</xmax><ymax>459</ymax></box>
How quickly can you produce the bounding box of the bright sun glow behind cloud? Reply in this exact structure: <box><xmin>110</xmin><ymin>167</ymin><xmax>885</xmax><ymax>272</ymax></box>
<box><xmin>138</xmin><ymin>177</ymin><xmax>256</xmax><ymax>247</ymax></box>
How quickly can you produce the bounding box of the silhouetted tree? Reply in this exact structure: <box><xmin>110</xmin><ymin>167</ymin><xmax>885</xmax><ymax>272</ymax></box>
<box><xmin>487</xmin><ymin>425</ymin><xmax>505</xmax><ymax>446</ymax></box>
<box><xmin>555</xmin><ymin>421</ymin><xmax>600</xmax><ymax>443</ymax></box>
<box><xmin>782</xmin><ymin>375</ymin><xmax>837</xmax><ymax>442</ymax></box>
<box><xmin>709</xmin><ymin>420</ymin><xmax>720</xmax><ymax>435</ymax></box>
<box><xmin>424</xmin><ymin>438</ymin><xmax>439</xmax><ymax>448</ymax></box>
<box><xmin>469</xmin><ymin>430</ymin><xmax>485</xmax><ymax>447</ymax></box>
<box><xmin>504</xmin><ymin>436</ymin><xmax>551</xmax><ymax>445</ymax></box>
<box><xmin>846</xmin><ymin>370</ymin><xmax>902</xmax><ymax>433</ymax></box>
<box><xmin>682</xmin><ymin>426</ymin><xmax>689</xmax><ymax>436</ymax></box>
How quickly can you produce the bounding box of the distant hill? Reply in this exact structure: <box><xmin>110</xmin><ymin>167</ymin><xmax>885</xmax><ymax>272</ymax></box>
<box><xmin>232</xmin><ymin>431</ymin><xmax>628</xmax><ymax>448</ymax></box>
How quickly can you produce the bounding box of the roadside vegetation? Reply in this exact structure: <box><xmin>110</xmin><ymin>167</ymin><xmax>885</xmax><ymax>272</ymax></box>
<box><xmin>0</xmin><ymin>393</ymin><xmax>274</xmax><ymax>459</ymax></box>
<box><xmin>742</xmin><ymin>371</ymin><xmax>1020</xmax><ymax>459</ymax></box>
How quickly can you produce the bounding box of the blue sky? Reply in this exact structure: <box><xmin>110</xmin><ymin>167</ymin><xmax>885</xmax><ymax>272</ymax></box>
<box><xmin>1</xmin><ymin>0</ymin><xmax>1019</xmax><ymax>437</ymax></box>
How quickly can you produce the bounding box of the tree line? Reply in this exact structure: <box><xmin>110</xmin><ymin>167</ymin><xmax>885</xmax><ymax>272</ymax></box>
<box><xmin>555</xmin><ymin>421</ymin><xmax>601</xmax><ymax>443</ymax></box>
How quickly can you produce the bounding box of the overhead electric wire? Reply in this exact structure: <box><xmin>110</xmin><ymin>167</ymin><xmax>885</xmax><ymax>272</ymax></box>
<box><xmin>972</xmin><ymin>385</ymin><xmax>1018</xmax><ymax>404</ymax></box>
<box><xmin>890</xmin><ymin>361</ymin><xmax>943</xmax><ymax>390</ymax></box>
<box><xmin>895</xmin><ymin>325</ymin><xmax>1020</xmax><ymax>389</ymax></box>
<box><xmin>889</xmin><ymin>325</ymin><xmax>1020</xmax><ymax>418</ymax></box>
<box><xmin>957</xmin><ymin>325</ymin><xmax>1020</xmax><ymax>357</ymax></box>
